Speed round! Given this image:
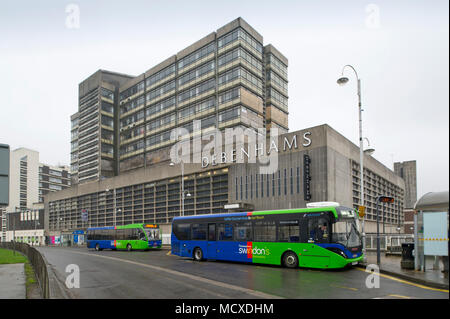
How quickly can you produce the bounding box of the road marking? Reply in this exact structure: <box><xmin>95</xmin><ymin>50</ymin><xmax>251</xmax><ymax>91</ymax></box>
<box><xmin>355</xmin><ymin>267</ymin><xmax>449</xmax><ymax>293</ymax></box>
<box><xmin>330</xmin><ymin>284</ymin><xmax>358</xmax><ymax>291</ymax></box>
<box><xmin>388</xmin><ymin>294</ymin><xmax>412</xmax><ymax>299</ymax></box>
<box><xmin>69</xmin><ymin>250</ymin><xmax>283</xmax><ymax>299</ymax></box>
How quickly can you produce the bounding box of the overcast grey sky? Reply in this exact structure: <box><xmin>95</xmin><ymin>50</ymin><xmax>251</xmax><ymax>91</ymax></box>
<box><xmin>0</xmin><ymin>0</ymin><xmax>448</xmax><ymax>199</ymax></box>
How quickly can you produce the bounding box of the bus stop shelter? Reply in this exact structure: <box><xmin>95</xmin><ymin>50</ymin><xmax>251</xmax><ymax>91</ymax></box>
<box><xmin>414</xmin><ymin>191</ymin><xmax>449</xmax><ymax>272</ymax></box>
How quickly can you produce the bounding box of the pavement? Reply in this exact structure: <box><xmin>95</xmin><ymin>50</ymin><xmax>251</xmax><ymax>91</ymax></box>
<box><xmin>358</xmin><ymin>251</ymin><xmax>449</xmax><ymax>290</ymax></box>
<box><xmin>0</xmin><ymin>263</ymin><xmax>26</xmax><ymax>299</ymax></box>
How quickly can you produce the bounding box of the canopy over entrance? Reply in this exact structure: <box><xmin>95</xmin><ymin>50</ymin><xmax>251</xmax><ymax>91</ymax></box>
<box><xmin>414</xmin><ymin>191</ymin><xmax>449</xmax><ymax>211</ymax></box>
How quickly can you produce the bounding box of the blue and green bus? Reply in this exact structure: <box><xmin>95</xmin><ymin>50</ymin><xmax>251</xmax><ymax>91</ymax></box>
<box><xmin>87</xmin><ymin>223</ymin><xmax>162</xmax><ymax>251</ymax></box>
<box><xmin>171</xmin><ymin>203</ymin><xmax>363</xmax><ymax>269</ymax></box>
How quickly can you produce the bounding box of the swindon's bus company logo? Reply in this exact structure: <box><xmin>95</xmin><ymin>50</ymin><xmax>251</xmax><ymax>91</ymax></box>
<box><xmin>238</xmin><ymin>243</ymin><xmax>270</xmax><ymax>257</ymax></box>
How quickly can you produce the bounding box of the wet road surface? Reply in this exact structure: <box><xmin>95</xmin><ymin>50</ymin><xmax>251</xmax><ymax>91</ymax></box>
<box><xmin>37</xmin><ymin>246</ymin><xmax>449</xmax><ymax>299</ymax></box>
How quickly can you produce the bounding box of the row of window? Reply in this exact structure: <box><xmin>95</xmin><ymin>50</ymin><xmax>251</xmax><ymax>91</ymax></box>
<box><xmin>178</xmin><ymin>97</ymin><xmax>215</xmax><ymax>120</ymax></box>
<box><xmin>179</xmin><ymin>60</ymin><xmax>215</xmax><ymax>87</ymax></box>
<box><xmin>268</xmin><ymin>54</ymin><xmax>288</xmax><ymax>79</ymax></box>
<box><xmin>146</xmin><ymin>64</ymin><xmax>176</xmax><ymax>88</ymax></box>
<box><xmin>218</xmin><ymin>47</ymin><xmax>262</xmax><ymax>72</ymax></box>
<box><xmin>218</xmin><ymin>27</ymin><xmax>263</xmax><ymax>54</ymax></box>
<box><xmin>120</xmin><ymin>82</ymin><xmax>145</xmax><ymax>101</ymax></box>
<box><xmin>146</xmin><ymin>96</ymin><xmax>176</xmax><ymax>118</ymax></box>
<box><xmin>121</xmin><ymin>95</ymin><xmax>145</xmax><ymax>115</ymax></box>
<box><xmin>87</xmin><ymin>228</ymin><xmax>144</xmax><ymax>241</ymax></box>
<box><xmin>175</xmin><ymin>220</ymin><xmax>300</xmax><ymax>242</ymax></box>
<box><xmin>120</xmin><ymin>139</ymin><xmax>145</xmax><ymax>156</ymax></box>
<box><xmin>235</xmin><ymin>168</ymin><xmax>302</xmax><ymax>200</ymax></box>
<box><xmin>218</xmin><ymin>67</ymin><xmax>262</xmax><ymax>90</ymax></box>
<box><xmin>101</xmin><ymin>101</ymin><xmax>114</xmax><ymax>114</ymax></box>
<box><xmin>178</xmin><ymin>42</ymin><xmax>216</xmax><ymax>70</ymax></box>
<box><xmin>146</xmin><ymin>80</ymin><xmax>176</xmax><ymax>103</ymax></box>
<box><xmin>267</xmin><ymin>71</ymin><xmax>288</xmax><ymax>93</ymax></box>
<box><xmin>178</xmin><ymin>78</ymin><xmax>215</xmax><ymax>103</ymax></box>
<box><xmin>101</xmin><ymin>115</ymin><xmax>114</xmax><ymax>127</ymax></box>
<box><xmin>268</xmin><ymin>88</ymin><xmax>288</xmax><ymax>110</ymax></box>
<box><xmin>219</xmin><ymin>87</ymin><xmax>240</xmax><ymax>104</ymax></box>
<box><xmin>101</xmin><ymin>88</ymin><xmax>114</xmax><ymax>101</ymax></box>
<box><xmin>121</xmin><ymin>110</ymin><xmax>145</xmax><ymax>128</ymax></box>
<box><xmin>147</xmin><ymin>112</ymin><xmax>176</xmax><ymax>131</ymax></box>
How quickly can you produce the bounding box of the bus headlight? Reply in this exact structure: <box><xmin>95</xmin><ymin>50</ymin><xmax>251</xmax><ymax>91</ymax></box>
<box><xmin>327</xmin><ymin>248</ymin><xmax>347</xmax><ymax>259</ymax></box>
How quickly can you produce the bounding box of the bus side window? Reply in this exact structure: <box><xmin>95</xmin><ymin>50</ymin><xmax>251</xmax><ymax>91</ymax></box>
<box><xmin>278</xmin><ymin>220</ymin><xmax>300</xmax><ymax>242</ymax></box>
<box><xmin>307</xmin><ymin>217</ymin><xmax>330</xmax><ymax>243</ymax></box>
<box><xmin>218</xmin><ymin>223</ymin><xmax>233</xmax><ymax>241</ymax></box>
<box><xmin>234</xmin><ymin>222</ymin><xmax>252</xmax><ymax>241</ymax></box>
<box><xmin>175</xmin><ymin>223</ymin><xmax>191</xmax><ymax>240</ymax></box>
<box><xmin>192</xmin><ymin>224</ymin><xmax>207</xmax><ymax>240</ymax></box>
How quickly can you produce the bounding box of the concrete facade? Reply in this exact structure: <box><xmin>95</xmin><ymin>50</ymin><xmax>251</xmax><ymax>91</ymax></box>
<box><xmin>70</xmin><ymin>17</ymin><xmax>289</xmax><ymax>185</ymax></box>
<box><xmin>46</xmin><ymin>124</ymin><xmax>406</xmax><ymax>237</ymax></box>
<box><xmin>1</xmin><ymin>148</ymin><xmax>69</xmax><ymax>243</ymax></box>
<box><xmin>394</xmin><ymin>160</ymin><xmax>417</xmax><ymax>209</ymax></box>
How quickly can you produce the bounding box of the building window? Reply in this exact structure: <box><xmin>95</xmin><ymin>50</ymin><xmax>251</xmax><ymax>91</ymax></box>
<box><xmin>177</xmin><ymin>42</ymin><xmax>215</xmax><ymax>70</ymax></box>
<box><xmin>278</xmin><ymin>170</ymin><xmax>281</xmax><ymax>196</ymax></box>
<box><xmin>255</xmin><ymin>174</ymin><xmax>258</xmax><ymax>199</ymax></box>
<box><xmin>290</xmin><ymin>168</ymin><xmax>293</xmax><ymax>195</ymax></box>
<box><xmin>235</xmin><ymin>177</ymin><xmax>238</xmax><ymax>201</ymax></box>
<box><xmin>240</xmin><ymin>176</ymin><xmax>243</xmax><ymax>200</ymax></box>
<box><xmin>146</xmin><ymin>64</ymin><xmax>176</xmax><ymax>88</ymax></box>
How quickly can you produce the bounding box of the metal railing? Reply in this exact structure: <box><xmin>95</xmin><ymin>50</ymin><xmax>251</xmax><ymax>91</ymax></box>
<box><xmin>365</xmin><ymin>234</ymin><xmax>414</xmax><ymax>252</ymax></box>
<box><xmin>0</xmin><ymin>242</ymin><xmax>49</xmax><ymax>298</ymax></box>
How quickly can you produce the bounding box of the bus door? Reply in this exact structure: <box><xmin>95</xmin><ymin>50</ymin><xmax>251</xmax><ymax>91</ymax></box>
<box><xmin>207</xmin><ymin>223</ymin><xmax>217</xmax><ymax>259</ymax></box>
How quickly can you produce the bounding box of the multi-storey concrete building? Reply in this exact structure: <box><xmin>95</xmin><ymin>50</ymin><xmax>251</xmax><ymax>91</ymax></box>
<box><xmin>394</xmin><ymin>160</ymin><xmax>417</xmax><ymax>233</ymax></box>
<box><xmin>0</xmin><ymin>148</ymin><xmax>70</xmax><ymax>243</ymax></box>
<box><xmin>70</xmin><ymin>17</ymin><xmax>289</xmax><ymax>183</ymax></box>
<box><xmin>46</xmin><ymin>124</ymin><xmax>406</xmax><ymax>240</ymax></box>
<box><xmin>70</xmin><ymin>70</ymin><xmax>135</xmax><ymax>185</ymax></box>
<box><xmin>38</xmin><ymin>164</ymin><xmax>71</xmax><ymax>203</ymax></box>
<box><xmin>394</xmin><ymin>160</ymin><xmax>417</xmax><ymax>209</ymax></box>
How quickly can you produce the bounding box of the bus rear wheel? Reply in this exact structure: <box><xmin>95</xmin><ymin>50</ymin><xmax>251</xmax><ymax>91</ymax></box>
<box><xmin>127</xmin><ymin>244</ymin><xmax>132</xmax><ymax>252</ymax></box>
<box><xmin>193</xmin><ymin>248</ymin><xmax>203</xmax><ymax>261</ymax></box>
<box><xmin>283</xmin><ymin>251</ymin><xmax>298</xmax><ymax>268</ymax></box>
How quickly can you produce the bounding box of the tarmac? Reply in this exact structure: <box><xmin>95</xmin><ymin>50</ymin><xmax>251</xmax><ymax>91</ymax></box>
<box><xmin>0</xmin><ymin>245</ymin><xmax>448</xmax><ymax>298</ymax></box>
<box><xmin>358</xmin><ymin>250</ymin><xmax>449</xmax><ymax>290</ymax></box>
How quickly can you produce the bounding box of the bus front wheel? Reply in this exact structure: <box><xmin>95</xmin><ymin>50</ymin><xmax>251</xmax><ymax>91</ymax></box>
<box><xmin>127</xmin><ymin>244</ymin><xmax>132</xmax><ymax>252</ymax></box>
<box><xmin>283</xmin><ymin>251</ymin><xmax>298</xmax><ymax>268</ymax></box>
<box><xmin>193</xmin><ymin>248</ymin><xmax>203</xmax><ymax>261</ymax></box>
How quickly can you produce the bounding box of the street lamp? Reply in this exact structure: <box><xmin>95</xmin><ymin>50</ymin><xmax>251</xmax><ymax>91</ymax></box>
<box><xmin>106</xmin><ymin>188</ymin><xmax>119</xmax><ymax>227</ymax></box>
<box><xmin>337</xmin><ymin>64</ymin><xmax>366</xmax><ymax>262</ymax></box>
<box><xmin>169</xmin><ymin>161</ymin><xmax>191</xmax><ymax>216</ymax></box>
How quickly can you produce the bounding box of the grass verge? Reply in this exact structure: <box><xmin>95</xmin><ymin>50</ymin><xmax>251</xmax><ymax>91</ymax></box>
<box><xmin>0</xmin><ymin>248</ymin><xmax>40</xmax><ymax>298</ymax></box>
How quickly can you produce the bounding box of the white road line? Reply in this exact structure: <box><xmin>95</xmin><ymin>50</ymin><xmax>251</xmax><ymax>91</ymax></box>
<box><xmin>69</xmin><ymin>250</ymin><xmax>284</xmax><ymax>299</ymax></box>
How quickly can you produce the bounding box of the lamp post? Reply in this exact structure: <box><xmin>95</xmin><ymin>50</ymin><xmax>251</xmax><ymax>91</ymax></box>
<box><xmin>376</xmin><ymin>196</ymin><xmax>395</xmax><ymax>265</ymax></box>
<box><xmin>170</xmin><ymin>161</ymin><xmax>191</xmax><ymax>216</ymax></box>
<box><xmin>106</xmin><ymin>188</ymin><xmax>119</xmax><ymax>227</ymax></box>
<box><xmin>337</xmin><ymin>65</ymin><xmax>366</xmax><ymax>262</ymax></box>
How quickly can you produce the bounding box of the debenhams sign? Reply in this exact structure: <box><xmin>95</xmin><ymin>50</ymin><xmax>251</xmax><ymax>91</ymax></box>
<box><xmin>169</xmin><ymin>126</ymin><xmax>313</xmax><ymax>174</ymax></box>
<box><xmin>200</xmin><ymin>131</ymin><xmax>312</xmax><ymax>170</ymax></box>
